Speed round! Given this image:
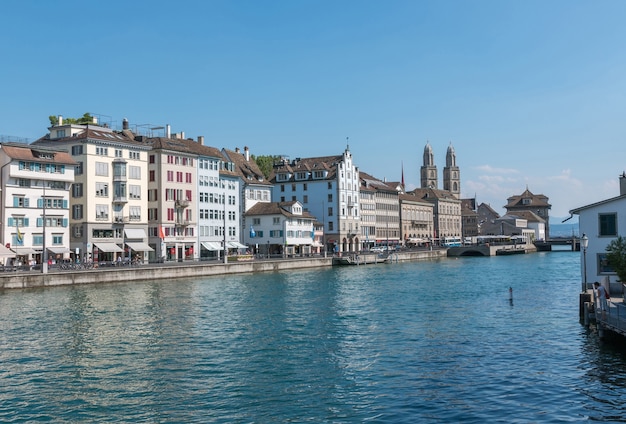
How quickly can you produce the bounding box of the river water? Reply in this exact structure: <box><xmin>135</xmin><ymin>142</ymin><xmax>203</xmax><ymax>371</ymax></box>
<box><xmin>1</xmin><ymin>251</ymin><xmax>625</xmax><ymax>423</ymax></box>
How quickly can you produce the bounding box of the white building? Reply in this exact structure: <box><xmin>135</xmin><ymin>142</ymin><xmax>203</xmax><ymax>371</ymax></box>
<box><xmin>271</xmin><ymin>145</ymin><xmax>360</xmax><ymax>253</ymax></box>
<box><xmin>570</xmin><ymin>172</ymin><xmax>626</xmax><ymax>293</ymax></box>
<box><xmin>0</xmin><ymin>143</ymin><xmax>75</xmax><ymax>265</ymax></box>
<box><xmin>243</xmin><ymin>201</ymin><xmax>316</xmax><ymax>257</ymax></box>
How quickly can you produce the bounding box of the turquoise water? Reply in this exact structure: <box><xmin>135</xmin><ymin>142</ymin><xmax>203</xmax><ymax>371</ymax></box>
<box><xmin>1</xmin><ymin>252</ymin><xmax>625</xmax><ymax>423</ymax></box>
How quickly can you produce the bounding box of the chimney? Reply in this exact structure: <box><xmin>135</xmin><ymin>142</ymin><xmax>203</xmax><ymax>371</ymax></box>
<box><xmin>244</xmin><ymin>146</ymin><xmax>250</xmax><ymax>161</ymax></box>
<box><xmin>122</xmin><ymin>118</ymin><xmax>129</xmax><ymax>130</ymax></box>
<box><xmin>197</xmin><ymin>136</ymin><xmax>204</xmax><ymax>145</ymax></box>
<box><xmin>166</xmin><ymin>124</ymin><xmax>171</xmax><ymax>138</ymax></box>
<box><xmin>235</xmin><ymin>147</ymin><xmax>240</xmax><ymax>153</ymax></box>
<box><xmin>620</xmin><ymin>172</ymin><xmax>626</xmax><ymax>196</ymax></box>
<box><xmin>58</xmin><ymin>115</ymin><xmax>63</xmax><ymax>126</ymax></box>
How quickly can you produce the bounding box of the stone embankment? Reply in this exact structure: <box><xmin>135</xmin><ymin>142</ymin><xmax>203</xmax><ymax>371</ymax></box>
<box><xmin>0</xmin><ymin>249</ymin><xmax>446</xmax><ymax>290</ymax></box>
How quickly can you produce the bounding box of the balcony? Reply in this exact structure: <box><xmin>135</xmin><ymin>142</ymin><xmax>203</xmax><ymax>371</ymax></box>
<box><xmin>175</xmin><ymin>199</ymin><xmax>190</xmax><ymax>209</ymax></box>
<box><xmin>113</xmin><ymin>196</ymin><xmax>128</xmax><ymax>204</ymax></box>
<box><xmin>114</xmin><ymin>216</ymin><xmax>128</xmax><ymax>224</ymax></box>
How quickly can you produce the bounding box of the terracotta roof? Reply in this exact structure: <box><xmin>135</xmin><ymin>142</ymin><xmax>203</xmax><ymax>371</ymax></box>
<box><xmin>1</xmin><ymin>143</ymin><xmax>76</xmax><ymax>165</ymax></box>
<box><xmin>359</xmin><ymin>171</ymin><xmax>396</xmax><ymax>191</ymax></box>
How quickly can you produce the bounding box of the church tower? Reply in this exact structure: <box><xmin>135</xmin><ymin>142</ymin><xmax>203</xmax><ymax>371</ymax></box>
<box><xmin>420</xmin><ymin>142</ymin><xmax>438</xmax><ymax>189</ymax></box>
<box><xmin>443</xmin><ymin>142</ymin><xmax>460</xmax><ymax>199</ymax></box>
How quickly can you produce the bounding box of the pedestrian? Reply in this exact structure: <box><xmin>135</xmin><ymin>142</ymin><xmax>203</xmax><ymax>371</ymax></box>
<box><xmin>593</xmin><ymin>281</ymin><xmax>609</xmax><ymax>311</ymax></box>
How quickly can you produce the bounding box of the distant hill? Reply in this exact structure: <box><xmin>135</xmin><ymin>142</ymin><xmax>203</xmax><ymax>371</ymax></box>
<box><xmin>550</xmin><ymin>223</ymin><xmax>579</xmax><ymax>238</ymax></box>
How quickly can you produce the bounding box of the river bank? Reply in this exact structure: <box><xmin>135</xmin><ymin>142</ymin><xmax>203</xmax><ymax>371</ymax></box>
<box><xmin>0</xmin><ymin>249</ymin><xmax>447</xmax><ymax>289</ymax></box>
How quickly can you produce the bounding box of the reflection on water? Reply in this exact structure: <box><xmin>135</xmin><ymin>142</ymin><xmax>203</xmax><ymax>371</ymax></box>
<box><xmin>0</xmin><ymin>253</ymin><xmax>625</xmax><ymax>423</ymax></box>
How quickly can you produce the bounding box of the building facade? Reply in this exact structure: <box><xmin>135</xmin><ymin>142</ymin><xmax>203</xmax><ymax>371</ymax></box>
<box><xmin>0</xmin><ymin>143</ymin><xmax>75</xmax><ymax>266</ymax></box>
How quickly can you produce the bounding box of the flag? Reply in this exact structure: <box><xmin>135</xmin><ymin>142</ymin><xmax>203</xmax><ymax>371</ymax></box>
<box><xmin>16</xmin><ymin>225</ymin><xmax>23</xmax><ymax>243</ymax></box>
<box><xmin>159</xmin><ymin>225</ymin><xmax>165</xmax><ymax>239</ymax></box>
<box><xmin>250</xmin><ymin>226</ymin><xmax>256</xmax><ymax>238</ymax></box>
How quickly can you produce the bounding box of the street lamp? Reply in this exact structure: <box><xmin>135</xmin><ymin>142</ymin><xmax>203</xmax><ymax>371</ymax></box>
<box><xmin>581</xmin><ymin>233</ymin><xmax>589</xmax><ymax>292</ymax></box>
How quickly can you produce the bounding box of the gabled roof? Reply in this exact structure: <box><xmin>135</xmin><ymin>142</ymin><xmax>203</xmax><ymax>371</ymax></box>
<box><xmin>245</xmin><ymin>201</ymin><xmax>316</xmax><ymax>219</ymax></box>
<box><xmin>570</xmin><ymin>194</ymin><xmax>626</xmax><ymax>214</ymax></box>
<box><xmin>507</xmin><ymin>210</ymin><xmax>545</xmax><ymax>223</ymax></box>
<box><xmin>222</xmin><ymin>148</ymin><xmax>271</xmax><ymax>186</ymax></box>
<box><xmin>1</xmin><ymin>143</ymin><xmax>76</xmax><ymax>165</ymax></box>
<box><xmin>359</xmin><ymin>171</ymin><xmax>397</xmax><ymax>192</ymax></box>
<box><xmin>505</xmin><ymin>188</ymin><xmax>551</xmax><ymax>208</ymax></box>
<box><xmin>270</xmin><ymin>154</ymin><xmax>343</xmax><ymax>182</ymax></box>
<box><xmin>409</xmin><ymin>187</ymin><xmax>460</xmax><ymax>202</ymax></box>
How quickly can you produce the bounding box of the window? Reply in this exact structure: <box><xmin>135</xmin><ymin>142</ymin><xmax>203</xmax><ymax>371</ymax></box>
<box><xmin>273</xmin><ymin>217</ymin><xmax>280</xmax><ymax>225</ymax></box>
<box><xmin>599</xmin><ymin>213</ymin><xmax>617</xmax><ymax>236</ymax></box>
<box><xmin>303</xmin><ymin>195</ymin><xmax>308</xmax><ymax>203</ymax></box>
<box><xmin>149</xmin><ymin>155</ymin><xmax>155</xmax><ymax>164</ymax></box>
<box><xmin>75</xmin><ymin>162</ymin><xmax>83</xmax><ymax>175</ymax></box>
<box><xmin>129</xmin><ymin>151</ymin><xmax>140</xmax><ymax>160</ymax></box>
<box><xmin>96</xmin><ymin>147</ymin><xmax>108</xmax><ymax>156</ymax></box>
<box><xmin>129</xmin><ymin>166</ymin><xmax>141</xmax><ymax>179</ymax></box>
<box><xmin>115</xmin><ymin>149</ymin><xmax>123</xmax><ymax>158</ymax></box>
<box><xmin>95</xmin><ymin>162</ymin><xmax>108</xmax><ymax>176</ymax></box>
<box><xmin>328</xmin><ymin>221</ymin><xmax>334</xmax><ymax>231</ymax></box>
<box><xmin>167</xmin><ymin>171</ymin><xmax>174</xmax><ymax>182</ymax></box>
<box><xmin>253</xmin><ymin>218</ymin><xmax>261</xmax><ymax>225</ymax></box>
<box><xmin>149</xmin><ymin>170</ymin><xmax>155</xmax><ymax>181</ymax></box>
<box><xmin>71</xmin><ymin>145</ymin><xmax>83</xmax><ymax>155</ymax></box>
<box><xmin>13</xmin><ymin>196</ymin><xmax>29</xmax><ymax>208</ymax></box>
<box><xmin>328</xmin><ymin>207</ymin><xmax>333</xmax><ymax>216</ymax></box>
<box><xmin>72</xmin><ymin>183</ymin><xmax>83</xmax><ymax>198</ymax></box>
<box><xmin>96</xmin><ymin>183</ymin><xmax>109</xmax><ymax>197</ymax></box>
<box><xmin>292</xmin><ymin>184</ymin><xmax>296</xmax><ymax>191</ymax></box>
<box><xmin>96</xmin><ymin>205</ymin><xmax>109</xmax><ymax>220</ymax></box>
<box><xmin>328</xmin><ymin>194</ymin><xmax>333</xmax><ymax>202</ymax></box>
<box><xmin>72</xmin><ymin>205</ymin><xmax>83</xmax><ymax>219</ymax></box>
<box><xmin>129</xmin><ymin>185</ymin><xmax>141</xmax><ymax>199</ymax></box>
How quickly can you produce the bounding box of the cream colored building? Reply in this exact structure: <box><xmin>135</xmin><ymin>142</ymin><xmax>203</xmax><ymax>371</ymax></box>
<box><xmin>33</xmin><ymin>117</ymin><xmax>152</xmax><ymax>263</ymax></box>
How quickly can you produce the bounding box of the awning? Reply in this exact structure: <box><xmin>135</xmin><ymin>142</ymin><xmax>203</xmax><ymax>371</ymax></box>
<box><xmin>311</xmin><ymin>241</ymin><xmax>324</xmax><ymax>247</ymax></box>
<box><xmin>227</xmin><ymin>241</ymin><xmax>248</xmax><ymax>249</ymax></box>
<box><xmin>12</xmin><ymin>247</ymin><xmax>37</xmax><ymax>255</ymax></box>
<box><xmin>0</xmin><ymin>245</ymin><xmax>16</xmax><ymax>257</ymax></box>
<box><xmin>94</xmin><ymin>243</ymin><xmax>123</xmax><ymax>253</ymax></box>
<box><xmin>125</xmin><ymin>242</ymin><xmax>154</xmax><ymax>252</ymax></box>
<box><xmin>201</xmin><ymin>241</ymin><xmax>221</xmax><ymax>251</ymax></box>
<box><xmin>47</xmin><ymin>247</ymin><xmax>71</xmax><ymax>254</ymax></box>
<box><xmin>125</xmin><ymin>229</ymin><xmax>147</xmax><ymax>239</ymax></box>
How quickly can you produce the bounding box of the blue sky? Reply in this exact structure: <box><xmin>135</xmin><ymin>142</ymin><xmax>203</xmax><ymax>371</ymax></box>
<box><xmin>2</xmin><ymin>1</ymin><xmax>625</xmax><ymax>221</ymax></box>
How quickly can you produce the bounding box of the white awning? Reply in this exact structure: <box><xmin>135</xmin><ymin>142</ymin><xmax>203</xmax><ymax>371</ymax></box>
<box><xmin>12</xmin><ymin>247</ymin><xmax>37</xmax><ymax>255</ymax></box>
<box><xmin>201</xmin><ymin>242</ymin><xmax>221</xmax><ymax>251</ymax></box>
<box><xmin>47</xmin><ymin>247</ymin><xmax>71</xmax><ymax>254</ymax></box>
<box><xmin>227</xmin><ymin>241</ymin><xmax>248</xmax><ymax>249</ymax></box>
<box><xmin>126</xmin><ymin>242</ymin><xmax>154</xmax><ymax>252</ymax></box>
<box><xmin>124</xmin><ymin>229</ymin><xmax>147</xmax><ymax>239</ymax></box>
<box><xmin>0</xmin><ymin>245</ymin><xmax>16</xmax><ymax>257</ymax></box>
<box><xmin>311</xmin><ymin>241</ymin><xmax>324</xmax><ymax>247</ymax></box>
<box><xmin>94</xmin><ymin>243</ymin><xmax>123</xmax><ymax>253</ymax></box>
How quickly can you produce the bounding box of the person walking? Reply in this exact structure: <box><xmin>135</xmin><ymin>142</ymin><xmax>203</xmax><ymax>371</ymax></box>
<box><xmin>593</xmin><ymin>281</ymin><xmax>609</xmax><ymax>312</ymax></box>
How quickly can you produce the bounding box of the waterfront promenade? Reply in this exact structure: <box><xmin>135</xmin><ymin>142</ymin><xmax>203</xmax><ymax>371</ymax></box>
<box><xmin>0</xmin><ymin>249</ymin><xmax>447</xmax><ymax>290</ymax></box>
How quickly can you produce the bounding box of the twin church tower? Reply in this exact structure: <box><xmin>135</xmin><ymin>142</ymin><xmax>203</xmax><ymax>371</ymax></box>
<box><xmin>420</xmin><ymin>142</ymin><xmax>460</xmax><ymax>199</ymax></box>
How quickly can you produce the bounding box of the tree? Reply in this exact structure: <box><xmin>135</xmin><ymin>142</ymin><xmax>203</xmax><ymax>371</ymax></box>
<box><xmin>252</xmin><ymin>155</ymin><xmax>281</xmax><ymax>180</ymax></box>
<box><xmin>48</xmin><ymin>113</ymin><xmax>94</xmax><ymax>126</ymax></box>
<box><xmin>605</xmin><ymin>236</ymin><xmax>626</xmax><ymax>282</ymax></box>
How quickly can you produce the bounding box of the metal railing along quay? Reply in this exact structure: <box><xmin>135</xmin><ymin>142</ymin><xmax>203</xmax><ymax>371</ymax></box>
<box><xmin>593</xmin><ymin>297</ymin><xmax>626</xmax><ymax>337</ymax></box>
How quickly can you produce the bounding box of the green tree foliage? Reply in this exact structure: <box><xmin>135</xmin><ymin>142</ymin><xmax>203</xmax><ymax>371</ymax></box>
<box><xmin>48</xmin><ymin>113</ymin><xmax>94</xmax><ymax>126</ymax></box>
<box><xmin>252</xmin><ymin>155</ymin><xmax>281</xmax><ymax>180</ymax></box>
<box><xmin>605</xmin><ymin>236</ymin><xmax>626</xmax><ymax>282</ymax></box>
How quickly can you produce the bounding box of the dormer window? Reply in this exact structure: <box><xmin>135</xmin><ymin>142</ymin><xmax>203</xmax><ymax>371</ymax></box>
<box><xmin>522</xmin><ymin>198</ymin><xmax>531</xmax><ymax>205</ymax></box>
